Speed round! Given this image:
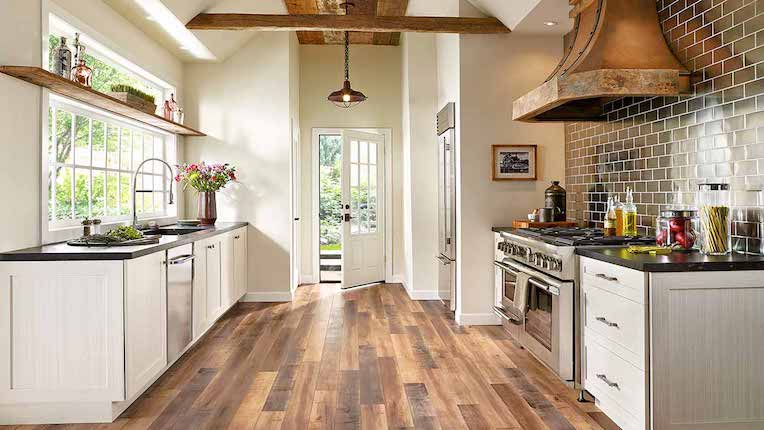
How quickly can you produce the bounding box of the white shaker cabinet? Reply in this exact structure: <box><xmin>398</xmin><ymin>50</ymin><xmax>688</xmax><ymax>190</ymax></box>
<box><xmin>124</xmin><ymin>252</ymin><xmax>167</xmax><ymax>400</ymax></box>
<box><xmin>0</xmin><ymin>261</ymin><xmax>125</xmax><ymax>406</ymax></box>
<box><xmin>233</xmin><ymin>228</ymin><xmax>248</xmax><ymax>303</ymax></box>
<box><xmin>193</xmin><ymin>236</ymin><xmax>223</xmax><ymax>339</ymax></box>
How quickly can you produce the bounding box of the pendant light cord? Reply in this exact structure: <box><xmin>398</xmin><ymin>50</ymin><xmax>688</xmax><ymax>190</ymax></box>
<box><xmin>344</xmin><ymin>31</ymin><xmax>350</xmax><ymax>81</ymax></box>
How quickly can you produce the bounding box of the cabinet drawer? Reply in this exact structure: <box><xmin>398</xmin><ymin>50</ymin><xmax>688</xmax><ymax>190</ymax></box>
<box><xmin>580</xmin><ymin>257</ymin><xmax>647</xmax><ymax>304</ymax></box>
<box><xmin>585</xmin><ymin>337</ymin><xmax>647</xmax><ymax>430</ymax></box>
<box><xmin>583</xmin><ymin>283</ymin><xmax>646</xmax><ymax>369</ymax></box>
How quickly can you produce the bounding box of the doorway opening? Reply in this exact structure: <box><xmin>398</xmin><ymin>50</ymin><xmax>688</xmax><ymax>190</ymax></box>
<box><xmin>319</xmin><ymin>134</ymin><xmax>343</xmax><ymax>283</ymax></box>
<box><xmin>313</xmin><ymin>128</ymin><xmax>389</xmax><ymax>289</ymax></box>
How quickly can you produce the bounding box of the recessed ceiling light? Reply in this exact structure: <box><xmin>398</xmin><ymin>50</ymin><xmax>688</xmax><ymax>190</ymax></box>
<box><xmin>544</xmin><ymin>21</ymin><xmax>559</xmax><ymax>26</ymax></box>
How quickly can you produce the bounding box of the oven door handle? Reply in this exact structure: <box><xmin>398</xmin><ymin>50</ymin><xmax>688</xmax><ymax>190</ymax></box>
<box><xmin>494</xmin><ymin>260</ymin><xmax>519</xmax><ymax>275</ymax></box>
<box><xmin>528</xmin><ymin>278</ymin><xmax>560</xmax><ymax>296</ymax></box>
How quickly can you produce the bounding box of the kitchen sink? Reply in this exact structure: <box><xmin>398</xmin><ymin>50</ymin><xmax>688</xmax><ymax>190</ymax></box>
<box><xmin>143</xmin><ymin>226</ymin><xmax>208</xmax><ymax>236</ymax></box>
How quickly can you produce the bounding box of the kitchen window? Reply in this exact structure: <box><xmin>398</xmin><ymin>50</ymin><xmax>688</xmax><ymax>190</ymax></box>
<box><xmin>47</xmin><ymin>98</ymin><xmax>174</xmax><ymax>230</ymax></box>
<box><xmin>43</xmin><ymin>12</ymin><xmax>178</xmax><ymax>238</ymax></box>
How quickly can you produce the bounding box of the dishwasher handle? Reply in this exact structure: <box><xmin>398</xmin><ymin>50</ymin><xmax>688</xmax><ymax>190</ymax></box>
<box><xmin>168</xmin><ymin>254</ymin><xmax>195</xmax><ymax>265</ymax></box>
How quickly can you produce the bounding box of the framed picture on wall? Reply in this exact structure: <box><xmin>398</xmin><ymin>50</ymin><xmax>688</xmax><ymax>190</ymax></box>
<box><xmin>492</xmin><ymin>145</ymin><xmax>537</xmax><ymax>181</ymax></box>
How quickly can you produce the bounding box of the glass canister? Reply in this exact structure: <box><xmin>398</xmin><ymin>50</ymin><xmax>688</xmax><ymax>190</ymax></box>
<box><xmin>656</xmin><ymin>210</ymin><xmax>700</xmax><ymax>251</ymax></box>
<box><xmin>698</xmin><ymin>184</ymin><xmax>732</xmax><ymax>255</ymax></box>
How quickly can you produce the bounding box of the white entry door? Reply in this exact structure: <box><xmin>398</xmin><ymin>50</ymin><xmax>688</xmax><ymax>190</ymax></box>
<box><xmin>341</xmin><ymin>130</ymin><xmax>385</xmax><ymax>289</ymax></box>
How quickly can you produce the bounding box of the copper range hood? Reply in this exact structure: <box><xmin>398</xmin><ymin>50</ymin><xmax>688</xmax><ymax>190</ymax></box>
<box><xmin>513</xmin><ymin>0</ymin><xmax>691</xmax><ymax>122</ymax></box>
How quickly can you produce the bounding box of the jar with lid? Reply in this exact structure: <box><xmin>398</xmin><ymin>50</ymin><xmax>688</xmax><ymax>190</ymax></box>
<box><xmin>544</xmin><ymin>181</ymin><xmax>566</xmax><ymax>222</ymax></box>
<box><xmin>656</xmin><ymin>210</ymin><xmax>700</xmax><ymax>251</ymax></box>
<box><xmin>697</xmin><ymin>184</ymin><xmax>731</xmax><ymax>255</ymax></box>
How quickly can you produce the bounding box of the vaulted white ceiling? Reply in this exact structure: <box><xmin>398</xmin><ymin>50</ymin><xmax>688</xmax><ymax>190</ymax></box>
<box><xmin>103</xmin><ymin>0</ymin><xmax>571</xmax><ymax>63</ymax></box>
<box><xmin>103</xmin><ymin>0</ymin><xmax>286</xmax><ymax>62</ymax></box>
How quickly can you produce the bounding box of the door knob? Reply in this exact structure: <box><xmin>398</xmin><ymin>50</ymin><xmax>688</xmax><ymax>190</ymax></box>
<box><xmin>344</xmin><ymin>213</ymin><xmax>355</xmax><ymax>222</ymax></box>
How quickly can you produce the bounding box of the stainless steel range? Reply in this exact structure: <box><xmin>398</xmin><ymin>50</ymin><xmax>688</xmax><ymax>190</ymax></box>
<box><xmin>493</xmin><ymin>227</ymin><xmax>654</xmax><ymax>386</ymax></box>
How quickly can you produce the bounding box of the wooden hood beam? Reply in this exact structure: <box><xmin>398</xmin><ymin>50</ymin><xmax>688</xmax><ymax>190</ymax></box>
<box><xmin>186</xmin><ymin>14</ymin><xmax>510</xmax><ymax>34</ymax></box>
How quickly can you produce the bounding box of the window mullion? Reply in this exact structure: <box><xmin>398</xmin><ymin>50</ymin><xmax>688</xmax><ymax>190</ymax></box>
<box><xmin>69</xmin><ymin>112</ymin><xmax>75</xmax><ymax>220</ymax></box>
<box><xmin>88</xmin><ymin>118</ymin><xmax>93</xmax><ymax>218</ymax></box>
<box><xmin>117</xmin><ymin>127</ymin><xmax>122</xmax><ymax>216</ymax></box>
<box><xmin>51</xmin><ymin>106</ymin><xmax>58</xmax><ymax>222</ymax></box>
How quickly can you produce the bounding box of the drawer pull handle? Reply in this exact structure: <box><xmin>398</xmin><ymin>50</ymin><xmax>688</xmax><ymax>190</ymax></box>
<box><xmin>234</xmin><ymin>235</ymin><xmax>241</xmax><ymax>239</ymax></box>
<box><xmin>596</xmin><ymin>374</ymin><xmax>620</xmax><ymax>389</ymax></box>
<box><xmin>595</xmin><ymin>273</ymin><xmax>619</xmax><ymax>282</ymax></box>
<box><xmin>207</xmin><ymin>244</ymin><xmax>216</xmax><ymax>249</ymax></box>
<box><xmin>595</xmin><ymin>317</ymin><xmax>619</xmax><ymax>328</ymax></box>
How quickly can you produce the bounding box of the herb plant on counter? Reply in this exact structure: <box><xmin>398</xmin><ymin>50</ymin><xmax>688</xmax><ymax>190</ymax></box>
<box><xmin>175</xmin><ymin>162</ymin><xmax>237</xmax><ymax>192</ymax></box>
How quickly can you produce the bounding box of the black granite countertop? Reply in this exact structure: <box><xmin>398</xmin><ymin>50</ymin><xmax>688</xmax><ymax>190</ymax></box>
<box><xmin>0</xmin><ymin>222</ymin><xmax>249</xmax><ymax>261</ymax></box>
<box><xmin>576</xmin><ymin>246</ymin><xmax>764</xmax><ymax>272</ymax></box>
<box><xmin>492</xmin><ymin>227</ymin><xmax>514</xmax><ymax>233</ymax></box>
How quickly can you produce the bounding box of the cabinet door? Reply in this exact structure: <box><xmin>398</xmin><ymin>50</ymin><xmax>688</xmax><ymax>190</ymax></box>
<box><xmin>124</xmin><ymin>252</ymin><xmax>167</xmax><ymax>400</ymax></box>
<box><xmin>233</xmin><ymin>228</ymin><xmax>248</xmax><ymax>301</ymax></box>
<box><xmin>221</xmin><ymin>233</ymin><xmax>235</xmax><ymax>308</ymax></box>
<box><xmin>193</xmin><ymin>240</ymin><xmax>208</xmax><ymax>339</ymax></box>
<box><xmin>204</xmin><ymin>238</ymin><xmax>223</xmax><ymax>322</ymax></box>
<box><xmin>0</xmin><ymin>261</ymin><xmax>125</xmax><ymax>403</ymax></box>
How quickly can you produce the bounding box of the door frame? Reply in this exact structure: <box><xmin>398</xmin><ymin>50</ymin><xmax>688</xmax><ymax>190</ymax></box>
<box><xmin>311</xmin><ymin>127</ymin><xmax>393</xmax><ymax>285</ymax></box>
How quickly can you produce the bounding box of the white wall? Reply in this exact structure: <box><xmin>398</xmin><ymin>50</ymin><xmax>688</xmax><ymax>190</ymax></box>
<box><xmin>298</xmin><ymin>44</ymin><xmax>403</xmax><ymax>284</ymax></box>
<box><xmin>184</xmin><ymin>32</ymin><xmax>295</xmax><ymax>301</ymax></box>
<box><xmin>456</xmin><ymin>34</ymin><xmax>565</xmax><ymax>324</ymax></box>
<box><xmin>400</xmin><ymin>33</ymin><xmax>439</xmax><ymax>298</ymax></box>
<box><xmin>0</xmin><ymin>0</ymin><xmax>183</xmax><ymax>253</ymax></box>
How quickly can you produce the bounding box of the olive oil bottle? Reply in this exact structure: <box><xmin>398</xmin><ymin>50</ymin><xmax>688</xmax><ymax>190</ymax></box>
<box><xmin>623</xmin><ymin>187</ymin><xmax>638</xmax><ymax>237</ymax></box>
<box><xmin>604</xmin><ymin>196</ymin><xmax>617</xmax><ymax>237</ymax></box>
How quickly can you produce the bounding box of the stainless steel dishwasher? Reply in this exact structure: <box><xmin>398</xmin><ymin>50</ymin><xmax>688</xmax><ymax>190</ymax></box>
<box><xmin>166</xmin><ymin>244</ymin><xmax>194</xmax><ymax>363</ymax></box>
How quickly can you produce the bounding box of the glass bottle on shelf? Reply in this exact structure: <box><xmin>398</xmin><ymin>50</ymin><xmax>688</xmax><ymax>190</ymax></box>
<box><xmin>163</xmin><ymin>94</ymin><xmax>179</xmax><ymax>121</ymax></box>
<box><xmin>614</xmin><ymin>194</ymin><xmax>624</xmax><ymax>236</ymax></box>
<box><xmin>622</xmin><ymin>187</ymin><xmax>638</xmax><ymax>237</ymax></box>
<box><xmin>604</xmin><ymin>196</ymin><xmax>617</xmax><ymax>237</ymax></box>
<box><xmin>52</xmin><ymin>36</ymin><xmax>72</xmax><ymax>79</ymax></box>
<box><xmin>71</xmin><ymin>46</ymin><xmax>93</xmax><ymax>87</ymax></box>
<box><xmin>72</xmin><ymin>32</ymin><xmax>83</xmax><ymax>70</ymax></box>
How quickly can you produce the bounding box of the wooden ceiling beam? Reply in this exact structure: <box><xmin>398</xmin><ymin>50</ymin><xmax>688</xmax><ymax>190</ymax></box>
<box><xmin>186</xmin><ymin>14</ymin><xmax>510</xmax><ymax>34</ymax></box>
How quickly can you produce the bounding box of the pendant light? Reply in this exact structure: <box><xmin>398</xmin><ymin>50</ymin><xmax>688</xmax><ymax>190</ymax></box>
<box><xmin>328</xmin><ymin>2</ymin><xmax>367</xmax><ymax>108</ymax></box>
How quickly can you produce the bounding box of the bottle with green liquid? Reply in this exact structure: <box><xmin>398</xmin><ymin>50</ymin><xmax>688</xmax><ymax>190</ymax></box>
<box><xmin>622</xmin><ymin>187</ymin><xmax>638</xmax><ymax>237</ymax></box>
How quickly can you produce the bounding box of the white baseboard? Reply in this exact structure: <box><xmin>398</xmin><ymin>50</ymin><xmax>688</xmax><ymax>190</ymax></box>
<box><xmin>0</xmin><ymin>401</ymin><xmax>114</xmax><ymax>425</ymax></box>
<box><xmin>300</xmin><ymin>274</ymin><xmax>319</xmax><ymax>285</ymax></box>
<box><xmin>457</xmin><ymin>312</ymin><xmax>502</xmax><ymax>326</ymax></box>
<box><xmin>241</xmin><ymin>291</ymin><xmax>293</xmax><ymax>302</ymax></box>
<box><xmin>406</xmin><ymin>289</ymin><xmax>442</xmax><ymax>301</ymax></box>
<box><xmin>388</xmin><ymin>274</ymin><xmax>406</xmax><ymax>284</ymax></box>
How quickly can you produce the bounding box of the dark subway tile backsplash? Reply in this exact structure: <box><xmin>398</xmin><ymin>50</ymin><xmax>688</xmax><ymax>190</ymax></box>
<box><xmin>565</xmin><ymin>0</ymin><xmax>764</xmax><ymax>254</ymax></box>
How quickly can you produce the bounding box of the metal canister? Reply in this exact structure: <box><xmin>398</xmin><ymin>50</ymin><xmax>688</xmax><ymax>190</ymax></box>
<box><xmin>544</xmin><ymin>181</ymin><xmax>566</xmax><ymax>222</ymax></box>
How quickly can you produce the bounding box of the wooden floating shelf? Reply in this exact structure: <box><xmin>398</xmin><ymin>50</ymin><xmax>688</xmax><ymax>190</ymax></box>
<box><xmin>0</xmin><ymin>66</ymin><xmax>205</xmax><ymax>137</ymax></box>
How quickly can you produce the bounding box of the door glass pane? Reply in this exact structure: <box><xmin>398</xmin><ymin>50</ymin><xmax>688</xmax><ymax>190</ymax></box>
<box><xmin>351</xmin><ymin>140</ymin><xmax>359</xmax><ymax>163</ymax></box>
<box><xmin>369</xmin><ymin>142</ymin><xmax>377</xmax><ymax>165</ymax></box>
<box><xmin>526</xmin><ymin>284</ymin><xmax>553</xmax><ymax>351</ymax></box>
<box><xmin>106</xmin><ymin>125</ymin><xmax>119</xmax><ymax>169</ymax></box>
<box><xmin>360</xmin><ymin>141</ymin><xmax>368</xmax><ymax>164</ymax></box>
<box><xmin>74</xmin><ymin>116</ymin><xmax>90</xmax><ymax>166</ymax></box>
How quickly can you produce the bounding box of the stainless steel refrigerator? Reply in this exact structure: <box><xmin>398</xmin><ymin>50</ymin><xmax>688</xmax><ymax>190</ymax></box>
<box><xmin>436</xmin><ymin>103</ymin><xmax>457</xmax><ymax>312</ymax></box>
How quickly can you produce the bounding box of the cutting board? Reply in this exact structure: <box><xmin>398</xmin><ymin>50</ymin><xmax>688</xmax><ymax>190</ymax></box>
<box><xmin>512</xmin><ymin>220</ymin><xmax>579</xmax><ymax>229</ymax></box>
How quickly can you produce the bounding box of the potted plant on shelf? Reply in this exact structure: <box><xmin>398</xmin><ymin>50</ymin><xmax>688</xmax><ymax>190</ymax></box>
<box><xmin>108</xmin><ymin>84</ymin><xmax>157</xmax><ymax>115</ymax></box>
<box><xmin>175</xmin><ymin>162</ymin><xmax>237</xmax><ymax>226</ymax></box>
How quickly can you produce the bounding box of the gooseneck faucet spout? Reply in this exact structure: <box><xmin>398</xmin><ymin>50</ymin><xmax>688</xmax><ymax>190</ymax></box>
<box><xmin>132</xmin><ymin>158</ymin><xmax>175</xmax><ymax>227</ymax></box>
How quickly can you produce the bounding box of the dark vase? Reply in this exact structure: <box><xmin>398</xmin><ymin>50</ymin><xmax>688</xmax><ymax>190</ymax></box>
<box><xmin>197</xmin><ymin>191</ymin><xmax>217</xmax><ymax>226</ymax></box>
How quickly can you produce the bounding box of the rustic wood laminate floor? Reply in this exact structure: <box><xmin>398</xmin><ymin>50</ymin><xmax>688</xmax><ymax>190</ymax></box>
<box><xmin>6</xmin><ymin>283</ymin><xmax>620</xmax><ymax>430</ymax></box>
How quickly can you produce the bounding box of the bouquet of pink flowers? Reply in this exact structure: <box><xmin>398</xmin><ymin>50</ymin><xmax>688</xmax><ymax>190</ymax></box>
<box><xmin>175</xmin><ymin>162</ymin><xmax>237</xmax><ymax>192</ymax></box>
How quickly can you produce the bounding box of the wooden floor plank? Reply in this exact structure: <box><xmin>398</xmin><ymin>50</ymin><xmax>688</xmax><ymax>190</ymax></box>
<box><xmin>4</xmin><ymin>284</ymin><xmax>618</xmax><ymax>430</ymax></box>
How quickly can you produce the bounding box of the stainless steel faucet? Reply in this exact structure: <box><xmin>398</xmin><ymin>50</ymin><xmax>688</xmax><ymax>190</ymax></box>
<box><xmin>132</xmin><ymin>158</ymin><xmax>175</xmax><ymax>227</ymax></box>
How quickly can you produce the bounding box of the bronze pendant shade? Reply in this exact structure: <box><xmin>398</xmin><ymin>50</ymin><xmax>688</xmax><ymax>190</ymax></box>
<box><xmin>328</xmin><ymin>10</ymin><xmax>367</xmax><ymax>109</ymax></box>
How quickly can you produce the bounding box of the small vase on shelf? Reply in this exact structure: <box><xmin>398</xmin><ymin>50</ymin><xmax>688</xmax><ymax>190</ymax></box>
<box><xmin>71</xmin><ymin>46</ymin><xmax>93</xmax><ymax>87</ymax></box>
<box><xmin>197</xmin><ymin>191</ymin><xmax>218</xmax><ymax>226</ymax></box>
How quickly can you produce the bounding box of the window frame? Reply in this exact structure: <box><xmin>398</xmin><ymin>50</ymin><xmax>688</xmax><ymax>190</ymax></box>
<box><xmin>41</xmin><ymin>6</ymin><xmax>179</xmax><ymax>244</ymax></box>
<box><xmin>47</xmin><ymin>96</ymin><xmax>174</xmax><ymax>230</ymax></box>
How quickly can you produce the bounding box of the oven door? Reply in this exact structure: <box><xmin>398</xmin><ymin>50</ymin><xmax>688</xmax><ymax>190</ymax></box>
<box><xmin>494</xmin><ymin>260</ymin><xmax>522</xmax><ymax>321</ymax></box>
<box><xmin>523</xmin><ymin>276</ymin><xmax>574</xmax><ymax>381</ymax></box>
